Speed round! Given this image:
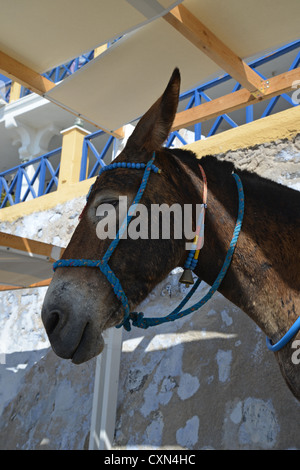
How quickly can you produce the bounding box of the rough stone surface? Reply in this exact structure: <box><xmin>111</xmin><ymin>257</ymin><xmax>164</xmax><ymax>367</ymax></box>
<box><xmin>113</xmin><ymin>276</ymin><xmax>300</xmax><ymax>450</ymax></box>
<box><xmin>217</xmin><ymin>134</ymin><xmax>300</xmax><ymax>191</ymax></box>
<box><xmin>0</xmin><ymin>136</ymin><xmax>299</xmax><ymax>449</ymax></box>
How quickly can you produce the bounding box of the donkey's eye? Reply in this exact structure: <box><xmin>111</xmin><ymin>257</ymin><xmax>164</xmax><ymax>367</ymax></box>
<box><xmin>110</xmin><ymin>200</ymin><xmax>119</xmax><ymax>207</ymax></box>
<box><xmin>100</xmin><ymin>199</ymin><xmax>119</xmax><ymax>207</ymax></box>
<box><xmin>96</xmin><ymin>200</ymin><xmax>119</xmax><ymax>219</ymax></box>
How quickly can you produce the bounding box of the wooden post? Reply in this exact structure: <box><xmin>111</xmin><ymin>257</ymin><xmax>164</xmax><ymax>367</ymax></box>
<box><xmin>9</xmin><ymin>81</ymin><xmax>22</xmax><ymax>103</ymax></box>
<box><xmin>58</xmin><ymin>125</ymin><xmax>90</xmax><ymax>189</ymax></box>
<box><xmin>93</xmin><ymin>44</ymin><xmax>108</xmax><ymax>58</ymax></box>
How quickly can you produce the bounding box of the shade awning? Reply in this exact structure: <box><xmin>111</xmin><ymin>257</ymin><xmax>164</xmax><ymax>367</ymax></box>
<box><xmin>0</xmin><ymin>0</ymin><xmax>183</xmax><ymax>73</ymax></box>
<box><xmin>0</xmin><ymin>1</ymin><xmax>299</xmax><ymax>138</ymax></box>
<box><xmin>0</xmin><ymin>232</ymin><xmax>63</xmax><ymax>290</ymax></box>
<box><xmin>46</xmin><ymin>17</ymin><xmax>219</xmax><ymax>133</ymax></box>
<box><xmin>45</xmin><ymin>0</ymin><xmax>300</xmax><ymax>132</ymax></box>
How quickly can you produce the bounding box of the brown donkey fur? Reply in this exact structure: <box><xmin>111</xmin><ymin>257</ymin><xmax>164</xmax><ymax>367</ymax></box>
<box><xmin>42</xmin><ymin>69</ymin><xmax>300</xmax><ymax>400</ymax></box>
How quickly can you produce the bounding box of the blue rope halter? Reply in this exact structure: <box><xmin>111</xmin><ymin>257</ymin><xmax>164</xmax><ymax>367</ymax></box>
<box><xmin>53</xmin><ymin>152</ymin><xmax>300</xmax><ymax>351</ymax></box>
<box><xmin>53</xmin><ymin>153</ymin><xmax>158</xmax><ymax>326</ymax></box>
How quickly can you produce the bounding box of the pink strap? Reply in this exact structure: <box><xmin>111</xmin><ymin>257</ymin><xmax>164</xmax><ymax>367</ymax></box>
<box><xmin>194</xmin><ymin>164</ymin><xmax>208</xmax><ymax>254</ymax></box>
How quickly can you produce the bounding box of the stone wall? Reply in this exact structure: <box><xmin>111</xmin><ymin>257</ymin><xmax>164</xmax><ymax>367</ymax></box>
<box><xmin>0</xmin><ymin>134</ymin><xmax>299</xmax><ymax>450</ymax></box>
<box><xmin>218</xmin><ymin>135</ymin><xmax>300</xmax><ymax>191</ymax></box>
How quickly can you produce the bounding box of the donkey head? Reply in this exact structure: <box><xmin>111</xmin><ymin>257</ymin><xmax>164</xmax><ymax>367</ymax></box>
<box><xmin>42</xmin><ymin>69</ymin><xmax>198</xmax><ymax>363</ymax></box>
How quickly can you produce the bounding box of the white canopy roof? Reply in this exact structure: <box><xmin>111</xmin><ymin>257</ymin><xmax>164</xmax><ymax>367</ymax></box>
<box><xmin>0</xmin><ymin>0</ymin><xmax>299</xmax><ymax>136</ymax></box>
<box><xmin>0</xmin><ymin>0</ymin><xmax>182</xmax><ymax>73</ymax></box>
<box><xmin>45</xmin><ymin>0</ymin><xmax>300</xmax><ymax>132</ymax></box>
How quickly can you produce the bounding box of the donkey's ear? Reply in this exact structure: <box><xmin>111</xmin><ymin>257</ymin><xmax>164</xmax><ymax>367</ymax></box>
<box><xmin>126</xmin><ymin>68</ymin><xmax>180</xmax><ymax>153</ymax></box>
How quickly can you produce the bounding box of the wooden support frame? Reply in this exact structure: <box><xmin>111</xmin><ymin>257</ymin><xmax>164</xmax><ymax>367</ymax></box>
<box><xmin>0</xmin><ymin>232</ymin><xmax>63</xmax><ymax>291</ymax></box>
<box><xmin>0</xmin><ymin>278</ymin><xmax>52</xmax><ymax>292</ymax></box>
<box><xmin>0</xmin><ymin>50</ymin><xmax>55</xmax><ymax>95</ymax></box>
<box><xmin>0</xmin><ymin>232</ymin><xmax>63</xmax><ymax>262</ymax></box>
<box><xmin>0</xmin><ymin>50</ymin><xmax>124</xmax><ymax>139</ymax></box>
<box><xmin>164</xmin><ymin>4</ymin><xmax>266</xmax><ymax>97</ymax></box>
<box><xmin>172</xmin><ymin>68</ymin><xmax>300</xmax><ymax>131</ymax></box>
<box><xmin>0</xmin><ymin>8</ymin><xmax>298</xmax><ymax>143</ymax></box>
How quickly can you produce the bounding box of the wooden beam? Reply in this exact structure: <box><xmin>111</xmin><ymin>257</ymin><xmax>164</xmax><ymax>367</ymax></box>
<box><xmin>0</xmin><ymin>50</ymin><xmax>55</xmax><ymax>95</ymax></box>
<box><xmin>0</xmin><ymin>232</ymin><xmax>63</xmax><ymax>262</ymax></box>
<box><xmin>0</xmin><ymin>50</ymin><xmax>124</xmax><ymax>139</ymax></box>
<box><xmin>164</xmin><ymin>4</ymin><xmax>264</xmax><ymax>96</ymax></box>
<box><xmin>172</xmin><ymin>68</ymin><xmax>300</xmax><ymax>131</ymax></box>
<box><xmin>0</xmin><ymin>278</ymin><xmax>52</xmax><ymax>291</ymax></box>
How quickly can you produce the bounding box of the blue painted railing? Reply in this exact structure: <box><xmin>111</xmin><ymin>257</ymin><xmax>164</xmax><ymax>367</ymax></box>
<box><xmin>0</xmin><ymin>148</ymin><xmax>61</xmax><ymax>208</ymax></box>
<box><xmin>80</xmin><ymin>130</ymin><xmax>115</xmax><ymax>181</ymax></box>
<box><xmin>0</xmin><ymin>79</ymin><xmax>11</xmax><ymax>103</ymax></box>
<box><xmin>167</xmin><ymin>39</ymin><xmax>300</xmax><ymax>147</ymax></box>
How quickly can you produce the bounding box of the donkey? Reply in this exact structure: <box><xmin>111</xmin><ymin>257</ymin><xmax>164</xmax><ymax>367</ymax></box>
<box><xmin>42</xmin><ymin>69</ymin><xmax>300</xmax><ymax>400</ymax></box>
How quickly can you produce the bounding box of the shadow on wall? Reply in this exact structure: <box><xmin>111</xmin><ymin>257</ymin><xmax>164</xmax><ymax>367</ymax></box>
<box><xmin>0</xmin><ymin>347</ymin><xmax>96</xmax><ymax>450</ymax></box>
<box><xmin>0</xmin><ymin>348</ymin><xmax>49</xmax><ymax>415</ymax></box>
<box><xmin>113</xmin><ymin>278</ymin><xmax>300</xmax><ymax>450</ymax></box>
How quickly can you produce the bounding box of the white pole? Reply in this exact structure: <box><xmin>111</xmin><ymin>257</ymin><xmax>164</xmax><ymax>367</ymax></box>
<box><xmin>89</xmin><ymin>133</ymin><xmax>124</xmax><ymax>451</ymax></box>
<box><xmin>88</xmin><ymin>327</ymin><xmax>123</xmax><ymax>450</ymax></box>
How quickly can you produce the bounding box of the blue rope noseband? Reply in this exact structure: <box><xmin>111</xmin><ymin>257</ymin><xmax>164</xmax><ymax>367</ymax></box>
<box><xmin>53</xmin><ymin>152</ymin><xmax>300</xmax><ymax>351</ymax></box>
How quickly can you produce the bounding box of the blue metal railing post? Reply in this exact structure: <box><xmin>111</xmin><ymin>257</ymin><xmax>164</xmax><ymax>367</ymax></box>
<box><xmin>194</xmin><ymin>90</ymin><xmax>202</xmax><ymax>141</ymax></box>
<box><xmin>14</xmin><ymin>168</ymin><xmax>22</xmax><ymax>204</ymax></box>
<box><xmin>80</xmin><ymin>137</ymin><xmax>89</xmax><ymax>181</ymax></box>
<box><xmin>246</xmin><ymin>105</ymin><xmax>253</xmax><ymax>123</ymax></box>
<box><xmin>38</xmin><ymin>157</ymin><xmax>46</xmax><ymax>197</ymax></box>
<box><xmin>87</xmin><ymin>135</ymin><xmax>114</xmax><ymax>179</ymax></box>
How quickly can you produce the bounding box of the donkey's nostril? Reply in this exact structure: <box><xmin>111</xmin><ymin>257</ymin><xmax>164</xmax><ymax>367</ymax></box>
<box><xmin>45</xmin><ymin>311</ymin><xmax>60</xmax><ymax>335</ymax></box>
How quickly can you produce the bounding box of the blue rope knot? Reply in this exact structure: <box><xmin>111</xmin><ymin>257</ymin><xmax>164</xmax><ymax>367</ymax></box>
<box><xmin>121</xmin><ymin>312</ymin><xmax>146</xmax><ymax>332</ymax></box>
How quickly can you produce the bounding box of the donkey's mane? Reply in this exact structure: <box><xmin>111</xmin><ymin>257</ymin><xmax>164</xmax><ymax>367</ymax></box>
<box><xmin>167</xmin><ymin>147</ymin><xmax>300</xmax><ymax>222</ymax></box>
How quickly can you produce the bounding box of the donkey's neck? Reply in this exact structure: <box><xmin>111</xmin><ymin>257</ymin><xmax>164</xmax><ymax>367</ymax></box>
<box><xmin>192</xmin><ymin>155</ymin><xmax>300</xmax><ymax>343</ymax></box>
